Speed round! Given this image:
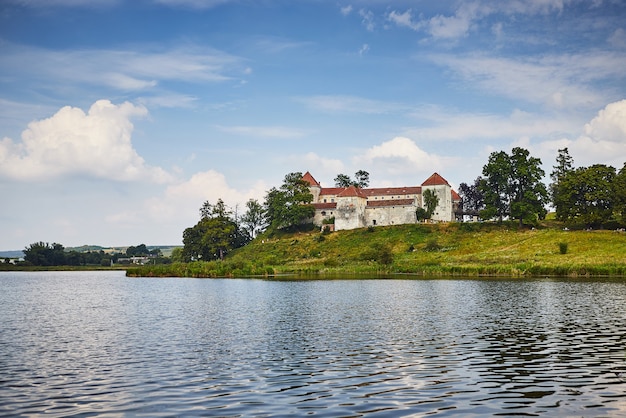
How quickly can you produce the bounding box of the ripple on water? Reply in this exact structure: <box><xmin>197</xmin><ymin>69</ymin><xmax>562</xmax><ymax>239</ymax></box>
<box><xmin>2</xmin><ymin>273</ymin><xmax>626</xmax><ymax>416</ymax></box>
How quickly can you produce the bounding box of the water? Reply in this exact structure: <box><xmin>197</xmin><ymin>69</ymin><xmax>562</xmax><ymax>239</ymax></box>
<box><xmin>2</xmin><ymin>271</ymin><xmax>626</xmax><ymax>417</ymax></box>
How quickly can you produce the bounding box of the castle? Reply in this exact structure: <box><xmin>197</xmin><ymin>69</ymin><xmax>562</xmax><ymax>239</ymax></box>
<box><xmin>302</xmin><ymin>171</ymin><xmax>461</xmax><ymax>231</ymax></box>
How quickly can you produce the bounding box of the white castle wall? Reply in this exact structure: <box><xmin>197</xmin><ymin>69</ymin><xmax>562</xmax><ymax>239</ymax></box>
<box><xmin>364</xmin><ymin>205</ymin><xmax>417</xmax><ymax>227</ymax></box>
<box><xmin>422</xmin><ymin>184</ymin><xmax>453</xmax><ymax>222</ymax></box>
<box><xmin>335</xmin><ymin>196</ymin><xmax>367</xmax><ymax>230</ymax></box>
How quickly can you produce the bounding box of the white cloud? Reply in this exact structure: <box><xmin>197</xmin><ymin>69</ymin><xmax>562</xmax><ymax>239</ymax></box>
<box><xmin>107</xmin><ymin>169</ymin><xmax>267</xmax><ymax>229</ymax></box>
<box><xmin>404</xmin><ymin>106</ymin><xmax>580</xmax><ymax>142</ymax></box>
<box><xmin>608</xmin><ymin>28</ymin><xmax>626</xmax><ymax>48</ymax></box>
<box><xmin>153</xmin><ymin>0</ymin><xmax>231</xmax><ymax>9</ymax></box>
<box><xmin>0</xmin><ymin>42</ymin><xmax>247</xmax><ymax>93</ymax></box>
<box><xmin>354</xmin><ymin>136</ymin><xmax>454</xmax><ymax>180</ymax></box>
<box><xmin>297</xmin><ymin>95</ymin><xmax>405</xmax><ymax>114</ymax></box>
<box><xmin>358</xmin><ymin>43</ymin><xmax>370</xmax><ymax>55</ymax></box>
<box><xmin>359</xmin><ymin>9</ymin><xmax>375</xmax><ymax>32</ymax></box>
<box><xmin>429</xmin><ymin>51</ymin><xmax>626</xmax><ymax>109</ymax></box>
<box><xmin>529</xmin><ymin>99</ymin><xmax>626</xmax><ymax>170</ymax></box>
<box><xmin>216</xmin><ymin>125</ymin><xmax>307</xmax><ymax>139</ymax></box>
<box><xmin>340</xmin><ymin>5</ymin><xmax>353</xmax><ymax>16</ymax></box>
<box><xmin>584</xmin><ymin>99</ymin><xmax>626</xmax><ymax>143</ymax></box>
<box><xmin>0</xmin><ymin>100</ymin><xmax>171</xmax><ymax>182</ymax></box>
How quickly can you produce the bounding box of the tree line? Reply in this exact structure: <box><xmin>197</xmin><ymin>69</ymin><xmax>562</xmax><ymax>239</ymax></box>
<box><xmin>17</xmin><ymin>242</ymin><xmax>164</xmax><ymax>267</ymax></box>
<box><xmin>459</xmin><ymin>147</ymin><xmax>625</xmax><ymax>228</ymax></box>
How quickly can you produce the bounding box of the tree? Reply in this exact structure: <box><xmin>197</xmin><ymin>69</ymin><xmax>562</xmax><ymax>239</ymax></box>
<box><xmin>480</xmin><ymin>148</ymin><xmax>547</xmax><ymax>226</ymax></box>
<box><xmin>240</xmin><ymin>199</ymin><xmax>266</xmax><ymax>239</ymax></box>
<box><xmin>334</xmin><ymin>170</ymin><xmax>370</xmax><ymax>188</ymax></box>
<box><xmin>24</xmin><ymin>242</ymin><xmax>66</xmax><ymax>266</ymax></box>
<box><xmin>550</xmin><ymin>148</ymin><xmax>574</xmax><ymax>220</ymax></box>
<box><xmin>558</xmin><ymin>165</ymin><xmax>616</xmax><ymax>228</ymax></box>
<box><xmin>264</xmin><ymin>172</ymin><xmax>315</xmax><ymax>230</ymax></box>
<box><xmin>615</xmin><ymin>163</ymin><xmax>626</xmax><ymax>223</ymax></box>
<box><xmin>458</xmin><ymin>177</ymin><xmax>485</xmax><ymax>215</ymax></box>
<box><xmin>334</xmin><ymin>173</ymin><xmax>353</xmax><ymax>188</ymax></box>
<box><xmin>354</xmin><ymin>170</ymin><xmax>370</xmax><ymax>188</ymax></box>
<box><xmin>480</xmin><ymin>150</ymin><xmax>512</xmax><ymax>222</ymax></box>
<box><xmin>182</xmin><ymin>200</ymin><xmax>248</xmax><ymax>261</ymax></box>
<box><xmin>509</xmin><ymin>147</ymin><xmax>548</xmax><ymax>226</ymax></box>
<box><xmin>422</xmin><ymin>189</ymin><xmax>439</xmax><ymax>218</ymax></box>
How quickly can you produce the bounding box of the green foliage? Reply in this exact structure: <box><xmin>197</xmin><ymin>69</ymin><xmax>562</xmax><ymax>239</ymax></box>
<box><xmin>424</xmin><ymin>239</ymin><xmax>442</xmax><ymax>252</ymax></box>
<box><xmin>480</xmin><ymin>147</ymin><xmax>547</xmax><ymax>226</ymax></box>
<box><xmin>556</xmin><ymin>164</ymin><xmax>618</xmax><ymax>228</ymax></box>
<box><xmin>334</xmin><ymin>170</ymin><xmax>370</xmax><ymax>188</ymax></box>
<box><xmin>458</xmin><ymin>177</ymin><xmax>485</xmax><ymax>215</ymax></box>
<box><xmin>240</xmin><ymin>198</ymin><xmax>266</xmax><ymax>239</ymax></box>
<box><xmin>24</xmin><ymin>242</ymin><xmax>66</xmax><ymax>266</ymax></box>
<box><xmin>264</xmin><ymin>172</ymin><xmax>315</xmax><ymax>231</ymax></box>
<box><xmin>360</xmin><ymin>242</ymin><xmax>393</xmax><ymax>265</ymax></box>
<box><xmin>559</xmin><ymin>242</ymin><xmax>568</xmax><ymax>254</ymax></box>
<box><xmin>423</xmin><ymin>189</ymin><xmax>439</xmax><ymax>218</ymax></box>
<box><xmin>415</xmin><ymin>207</ymin><xmax>429</xmax><ymax>222</ymax></box>
<box><xmin>182</xmin><ymin>199</ymin><xmax>249</xmax><ymax>261</ymax></box>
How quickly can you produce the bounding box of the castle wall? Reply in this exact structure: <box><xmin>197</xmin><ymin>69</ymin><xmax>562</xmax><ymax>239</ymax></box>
<box><xmin>364</xmin><ymin>205</ymin><xmax>417</xmax><ymax>227</ymax></box>
<box><xmin>423</xmin><ymin>184</ymin><xmax>453</xmax><ymax>222</ymax></box>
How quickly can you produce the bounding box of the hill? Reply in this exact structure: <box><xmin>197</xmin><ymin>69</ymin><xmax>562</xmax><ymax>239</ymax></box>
<box><xmin>128</xmin><ymin>223</ymin><xmax>626</xmax><ymax>278</ymax></box>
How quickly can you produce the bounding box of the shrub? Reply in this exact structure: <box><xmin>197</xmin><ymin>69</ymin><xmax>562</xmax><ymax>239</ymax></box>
<box><xmin>559</xmin><ymin>242</ymin><xmax>568</xmax><ymax>254</ymax></box>
<box><xmin>424</xmin><ymin>239</ymin><xmax>441</xmax><ymax>252</ymax></box>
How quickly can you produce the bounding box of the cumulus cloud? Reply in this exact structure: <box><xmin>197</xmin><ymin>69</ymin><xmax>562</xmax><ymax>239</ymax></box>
<box><xmin>531</xmin><ymin>99</ymin><xmax>626</xmax><ymax>169</ymax></box>
<box><xmin>107</xmin><ymin>169</ymin><xmax>267</xmax><ymax>227</ymax></box>
<box><xmin>0</xmin><ymin>100</ymin><xmax>171</xmax><ymax>182</ymax></box>
<box><xmin>354</xmin><ymin>137</ymin><xmax>453</xmax><ymax>179</ymax></box>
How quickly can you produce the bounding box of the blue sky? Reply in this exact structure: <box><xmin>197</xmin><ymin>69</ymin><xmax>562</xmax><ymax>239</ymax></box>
<box><xmin>1</xmin><ymin>0</ymin><xmax>625</xmax><ymax>250</ymax></box>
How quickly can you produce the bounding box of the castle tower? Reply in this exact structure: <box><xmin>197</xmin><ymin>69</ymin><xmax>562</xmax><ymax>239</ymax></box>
<box><xmin>335</xmin><ymin>185</ymin><xmax>367</xmax><ymax>230</ymax></box>
<box><xmin>302</xmin><ymin>171</ymin><xmax>321</xmax><ymax>203</ymax></box>
<box><xmin>421</xmin><ymin>173</ymin><xmax>453</xmax><ymax>222</ymax></box>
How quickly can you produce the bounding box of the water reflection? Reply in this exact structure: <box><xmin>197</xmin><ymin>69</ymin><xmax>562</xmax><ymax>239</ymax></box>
<box><xmin>1</xmin><ymin>272</ymin><xmax>626</xmax><ymax>416</ymax></box>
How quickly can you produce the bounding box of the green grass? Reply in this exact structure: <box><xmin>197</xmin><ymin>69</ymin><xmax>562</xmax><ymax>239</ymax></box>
<box><xmin>127</xmin><ymin>222</ymin><xmax>626</xmax><ymax>278</ymax></box>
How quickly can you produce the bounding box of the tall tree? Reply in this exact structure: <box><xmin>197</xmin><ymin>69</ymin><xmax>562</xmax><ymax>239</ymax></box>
<box><xmin>480</xmin><ymin>150</ymin><xmax>512</xmax><ymax>222</ymax></box>
<box><xmin>182</xmin><ymin>200</ymin><xmax>248</xmax><ymax>261</ymax></box>
<box><xmin>458</xmin><ymin>177</ymin><xmax>485</xmax><ymax>215</ymax></box>
<box><xmin>480</xmin><ymin>148</ymin><xmax>547</xmax><ymax>226</ymax></box>
<box><xmin>558</xmin><ymin>165</ymin><xmax>616</xmax><ymax>228</ymax></box>
<box><xmin>334</xmin><ymin>173</ymin><xmax>352</xmax><ymax>188</ymax></box>
<box><xmin>550</xmin><ymin>148</ymin><xmax>574</xmax><ymax>220</ymax></box>
<box><xmin>240</xmin><ymin>199</ymin><xmax>266</xmax><ymax>239</ymax></box>
<box><xmin>264</xmin><ymin>172</ymin><xmax>315</xmax><ymax>230</ymax></box>
<box><xmin>354</xmin><ymin>170</ymin><xmax>370</xmax><ymax>188</ymax></box>
<box><xmin>334</xmin><ymin>170</ymin><xmax>370</xmax><ymax>188</ymax></box>
<box><xmin>509</xmin><ymin>147</ymin><xmax>548</xmax><ymax>226</ymax></box>
<box><xmin>615</xmin><ymin>163</ymin><xmax>626</xmax><ymax>223</ymax></box>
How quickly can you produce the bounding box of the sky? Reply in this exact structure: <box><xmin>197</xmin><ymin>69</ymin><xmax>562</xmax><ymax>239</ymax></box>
<box><xmin>1</xmin><ymin>0</ymin><xmax>625</xmax><ymax>250</ymax></box>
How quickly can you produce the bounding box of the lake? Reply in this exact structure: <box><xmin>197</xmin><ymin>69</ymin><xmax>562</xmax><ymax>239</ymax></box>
<box><xmin>2</xmin><ymin>271</ymin><xmax>626</xmax><ymax>417</ymax></box>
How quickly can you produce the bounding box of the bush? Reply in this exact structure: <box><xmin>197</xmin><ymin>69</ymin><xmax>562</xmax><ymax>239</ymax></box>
<box><xmin>424</xmin><ymin>239</ymin><xmax>441</xmax><ymax>252</ymax></box>
<box><xmin>559</xmin><ymin>242</ymin><xmax>568</xmax><ymax>254</ymax></box>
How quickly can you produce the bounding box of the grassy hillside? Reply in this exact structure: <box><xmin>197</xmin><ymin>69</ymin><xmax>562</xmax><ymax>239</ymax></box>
<box><xmin>128</xmin><ymin>222</ymin><xmax>626</xmax><ymax>278</ymax></box>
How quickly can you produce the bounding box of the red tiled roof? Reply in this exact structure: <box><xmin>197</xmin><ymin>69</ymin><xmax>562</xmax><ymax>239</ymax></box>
<box><xmin>302</xmin><ymin>171</ymin><xmax>320</xmax><ymax>187</ymax></box>
<box><xmin>362</xmin><ymin>187</ymin><xmax>421</xmax><ymax>197</ymax></box>
<box><xmin>337</xmin><ymin>185</ymin><xmax>367</xmax><ymax>198</ymax></box>
<box><xmin>422</xmin><ymin>172</ymin><xmax>451</xmax><ymax>186</ymax></box>
<box><xmin>451</xmin><ymin>189</ymin><xmax>461</xmax><ymax>201</ymax></box>
<box><xmin>319</xmin><ymin>187</ymin><xmax>345</xmax><ymax>196</ymax></box>
<box><xmin>367</xmin><ymin>198</ymin><xmax>415</xmax><ymax>207</ymax></box>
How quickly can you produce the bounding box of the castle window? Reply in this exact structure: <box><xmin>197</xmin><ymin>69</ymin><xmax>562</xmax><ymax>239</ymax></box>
<box><xmin>373</xmin><ymin>220</ymin><xmax>377</xmax><ymax>225</ymax></box>
<box><xmin>321</xmin><ymin>211</ymin><xmax>326</xmax><ymax>216</ymax></box>
<box><xmin>331</xmin><ymin>199</ymin><xmax>334</xmax><ymax>203</ymax></box>
<box><xmin>323</xmin><ymin>199</ymin><xmax>327</xmax><ymax>203</ymax></box>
